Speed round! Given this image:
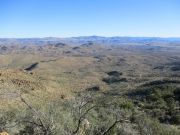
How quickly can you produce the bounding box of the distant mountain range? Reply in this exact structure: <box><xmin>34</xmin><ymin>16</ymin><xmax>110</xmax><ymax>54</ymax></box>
<box><xmin>0</xmin><ymin>36</ymin><xmax>180</xmax><ymax>46</ymax></box>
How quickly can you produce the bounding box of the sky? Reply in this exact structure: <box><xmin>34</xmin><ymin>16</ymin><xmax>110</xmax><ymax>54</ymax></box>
<box><xmin>0</xmin><ymin>0</ymin><xmax>180</xmax><ymax>38</ymax></box>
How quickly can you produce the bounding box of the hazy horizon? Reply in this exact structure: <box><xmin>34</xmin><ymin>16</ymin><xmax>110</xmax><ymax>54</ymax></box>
<box><xmin>0</xmin><ymin>36</ymin><xmax>180</xmax><ymax>39</ymax></box>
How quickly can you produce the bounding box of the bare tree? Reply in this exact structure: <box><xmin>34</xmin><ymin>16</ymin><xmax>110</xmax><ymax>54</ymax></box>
<box><xmin>102</xmin><ymin>116</ymin><xmax>130</xmax><ymax>135</ymax></box>
<box><xmin>19</xmin><ymin>95</ymin><xmax>56</xmax><ymax>135</ymax></box>
<box><xmin>71</xmin><ymin>92</ymin><xmax>132</xmax><ymax>135</ymax></box>
<box><xmin>72</xmin><ymin>92</ymin><xmax>96</xmax><ymax>134</ymax></box>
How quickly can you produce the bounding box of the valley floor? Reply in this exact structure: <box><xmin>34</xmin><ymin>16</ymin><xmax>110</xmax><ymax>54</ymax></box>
<box><xmin>0</xmin><ymin>42</ymin><xmax>180</xmax><ymax>134</ymax></box>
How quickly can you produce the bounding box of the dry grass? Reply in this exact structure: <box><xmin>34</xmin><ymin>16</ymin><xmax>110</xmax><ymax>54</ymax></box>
<box><xmin>0</xmin><ymin>44</ymin><xmax>180</xmax><ymax>111</ymax></box>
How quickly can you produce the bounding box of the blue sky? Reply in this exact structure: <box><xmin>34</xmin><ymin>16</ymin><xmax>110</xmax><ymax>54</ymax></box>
<box><xmin>0</xmin><ymin>0</ymin><xmax>180</xmax><ymax>38</ymax></box>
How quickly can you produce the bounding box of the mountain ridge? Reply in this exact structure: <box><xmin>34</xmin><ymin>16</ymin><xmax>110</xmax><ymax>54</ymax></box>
<box><xmin>0</xmin><ymin>36</ymin><xmax>180</xmax><ymax>46</ymax></box>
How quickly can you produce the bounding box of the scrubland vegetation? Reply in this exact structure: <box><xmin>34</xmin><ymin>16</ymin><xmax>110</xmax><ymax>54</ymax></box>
<box><xmin>0</xmin><ymin>89</ymin><xmax>179</xmax><ymax>135</ymax></box>
<box><xmin>0</xmin><ymin>37</ymin><xmax>180</xmax><ymax>134</ymax></box>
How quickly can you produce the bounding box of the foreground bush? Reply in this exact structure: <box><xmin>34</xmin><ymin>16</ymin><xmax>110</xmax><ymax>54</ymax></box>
<box><xmin>0</xmin><ymin>91</ymin><xmax>179</xmax><ymax>135</ymax></box>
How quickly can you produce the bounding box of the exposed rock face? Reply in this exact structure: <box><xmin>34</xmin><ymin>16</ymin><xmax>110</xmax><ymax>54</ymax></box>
<box><xmin>0</xmin><ymin>69</ymin><xmax>46</xmax><ymax>109</ymax></box>
<box><xmin>0</xmin><ymin>69</ymin><xmax>45</xmax><ymax>92</ymax></box>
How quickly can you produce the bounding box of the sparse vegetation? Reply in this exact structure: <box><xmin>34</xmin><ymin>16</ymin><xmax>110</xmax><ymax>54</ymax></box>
<box><xmin>0</xmin><ymin>38</ymin><xmax>180</xmax><ymax>134</ymax></box>
<box><xmin>128</xmin><ymin>84</ymin><xmax>180</xmax><ymax>125</ymax></box>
